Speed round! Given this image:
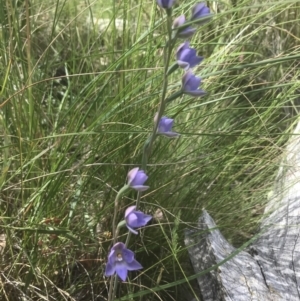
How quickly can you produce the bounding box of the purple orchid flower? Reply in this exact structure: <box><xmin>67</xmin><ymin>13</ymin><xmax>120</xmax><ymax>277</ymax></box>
<box><xmin>105</xmin><ymin>242</ymin><xmax>143</xmax><ymax>281</ymax></box>
<box><xmin>190</xmin><ymin>3</ymin><xmax>212</xmax><ymax>25</ymax></box>
<box><xmin>182</xmin><ymin>71</ymin><xmax>206</xmax><ymax>97</ymax></box>
<box><xmin>176</xmin><ymin>42</ymin><xmax>203</xmax><ymax>70</ymax></box>
<box><xmin>127</xmin><ymin>168</ymin><xmax>149</xmax><ymax>191</ymax></box>
<box><xmin>157</xmin><ymin>116</ymin><xmax>180</xmax><ymax>137</ymax></box>
<box><xmin>173</xmin><ymin>15</ymin><xmax>196</xmax><ymax>39</ymax></box>
<box><xmin>156</xmin><ymin>0</ymin><xmax>175</xmax><ymax>9</ymax></box>
<box><xmin>125</xmin><ymin>206</ymin><xmax>152</xmax><ymax>234</ymax></box>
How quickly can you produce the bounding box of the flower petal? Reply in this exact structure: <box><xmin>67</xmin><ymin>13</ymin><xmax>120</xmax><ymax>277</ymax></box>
<box><xmin>130</xmin><ymin>185</ymin><xmax>150</xmax><ymax>191</ymax></box>
<box><xmin>127</xmin><ymin>212</ymin><xmax>139</xmax><ymax>227</ymax></box>
<box><xmin>157</xmin><ymin>0</ymin><xmax>174</xmax><ymax>9</ymax></box>
<box><xmin>161</xmin><ymin>131</ymin><xmax>180</xmax><ymax>137</ymax></box>
<box><xmin>127</xmin><ymin>168</ymin><xmax>139</xmax><ymax>185</ymax></box>
<box><xmin>187</xmin><ymin>76</ymin><xmax>201</xmax><ymax>91</ymax></box>
<box><xmin>173</xmin><ymin>15</ymin><xmax>185</xmax><ymax>28</ymax></box>
<box><xmin>176</xmin><ymin>42</ymin><xmax>189</xmax><ymax>59</ymax></box>
<box><xmin>105</xmin><ymin>262</ymin><xmax>115</xmax><ymax>277</ymax></box>
<box><xmin>134</xmin><ymin>212</ymin><xmax>146</xmax><ymax>227</ymax></box>
<box><xmin>126</xmin><ymin>259</ymin><xmax>143</xmax><ymax>271</ymax></box>
<box><xmin>135</xmin><ymin>211</ymin><xmax>152</xmax><ymax>225</ymax></box>
<box><xmin>178</xmin><ymin>27</ymin><xmax>196</xmax><ymax>39</ymax></box>
<box><xmin>182</xmin><ymin>48</ymin><xmax>203</xmax><ymax>68</ymax></box>
<box><xmin>125</xmin><ymin>205</ymin><xmax>136</xmax><ymax>218</ymax></box>
<box><xmin>163</xmin><ymin>118</ymin><xmax>173</xmax><ymax>130</ymax></box>
<box><xmin>108</xmin><ymin>249</ymin><xmax>116</xmax><ymax>265</ymax></box>
<box><xmin>182</xmin><ymin>71</ymin><xmax>199</xmax><ymax>90</ymax></box>
<box><xmin>113</xmin><ymin>242</ymin><xmax>126</xmax><ymax>250</ymax></box>
<box><xmin>126</xmin><ymin>225</ymin><xmax>139</xmax><ymax>235</ymax></box>
<box><xmin>115</xmin><ymin>263</ymin><xmax>128</xmax><ymax>281</ymax></box>
<box><xmin>192</xmin><ymin>2</ymin><xmax>206</xmax><ymax>16</ymax></box>
<box><xmin>182</xmin><ymin>71</ymin><xmax>206</xmax><ymax>97</ymax></box>
<box><xmin>182</xmin><ymin>71</ymin><xmax>192</xmax><ymax>87</ymax></box>
<box><xmin>141</xmin><ymin>213</ymin><xmax>153</xmax><ymax>224</ymax></box>
<box><xmin>130</xmin><ymin>171</ymin><xmax>148</xmax><ymax>186</ymax></box>
<box><xmin>177</xmin><ymin>60</ymin><xmax>189</xmax><ymax>70</ymax></box>
<box><xmin>184</xmin><ymin>90</ymin><xmax>206</xmax><ymax>96</ymax></box>
<box><xmin>158</xmin><ymin>117</ymin><xmax>174</xmax><ymax>133</ymax></box>
<box><xmin>190</xmin><ymin>55</ymin><xmax>203</xmax><ymax>68</ymax></box>
<box><xmin>191</xmin><ymin>2</ymin><xmax>212</xmax><ymax>24</ymax></box>
<box><xmin>159</xmin><ymin>117</ymin><xmax>173</xmax><ymax>131</ymax></box>
<box><xmin>122</xmin><ymin>248</ymin><xmax>135</xmax><ymax>263</ymax></box>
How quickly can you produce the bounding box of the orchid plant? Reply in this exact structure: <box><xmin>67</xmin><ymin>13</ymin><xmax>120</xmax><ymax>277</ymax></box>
<box><xmin>105</xmin><ymin>2</ymin><xmax>212</xmax><ymax>300</ymax></box>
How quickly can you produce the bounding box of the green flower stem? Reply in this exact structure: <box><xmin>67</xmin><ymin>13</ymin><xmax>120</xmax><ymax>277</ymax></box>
<box><xmin>108</xmin><ymin>275</ymin><xmax>119</xmax><ymax>301</ymax></box>
<box><xmin>112</xmin><ymin>185</ymin><xmax>130</xmax><ymax>244</ymax></box>
<box><xmin>144</xmin><ymin>13</ymin><xmax>176</xmax><ymax>169</ymax></box>
<box><xmin>117</xmin><ymin>220</ymin><xmax>126</xmax><ymax>229</ymax></box>
<box><xmin>125</xmin><ymin>230</ymin><xmax>132</xmax><ymax>246</ymax></box>
<box><xmin>133</xmin><ymin>14</ymin><xmax>176</xmax><ymax>218</ymax></box>
<box><xmin>25</xmin><ymin>0</ymin><xmax>34</xmax><ymax>137</ymax></box>
<box><xmin>165</xmin><ymin>90</ymin><xmax>183</xmax><ymax>103</ymax></box>
<box><xmin>167</xmin><ymin>62</ymin><xmax>179</xmax><ymax>76</ymax></box>
<box><xmin>141</xmin><ymin>136</ymin><xmax>152</xmax><ymax>170</ymax></box>
<box><xmin>125</xmin><ymin>13</ymin><xmax>176</xmax><ymax>254</ymax></box>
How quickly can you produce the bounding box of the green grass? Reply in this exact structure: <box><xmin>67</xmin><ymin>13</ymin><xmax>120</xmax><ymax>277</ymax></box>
<box><xmin>0</xmin><ymin>0</ymin><xmax>300</xmax><ymax>300</ymax></box>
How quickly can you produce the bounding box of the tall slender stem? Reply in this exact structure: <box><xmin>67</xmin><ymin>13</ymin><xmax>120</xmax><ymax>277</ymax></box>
<box><xmin>146</xmin><ymin>13</ymin><xmax>174</xmax><ymax>159</ymax></box>
<box><xmin>125</xmin><ymin>12</ymin><xmax>176</xmax><ymax>247</ymax></box>
<box><xmin>109</xmin><ymin>11</ymin><xmax>177</xmax><ymax>301</ymax></box>
<box><xmin>112</xmin><ymin>185</ymin><xmax>129</xmax><ymax>244</ymax></box>
<box><xmin>108</xmin><ymin>274</ymin><xmax>118</xmax><ymax>301</ymax></box>
<box><xmin>134</xmin><ymin>13</ymin><xmax>176</xmax><ymax>214</ymax></box>
<box><xmin>25</xmin><ymin>0</ymin><xmax>33</xmax><ymax>137</ymax></box>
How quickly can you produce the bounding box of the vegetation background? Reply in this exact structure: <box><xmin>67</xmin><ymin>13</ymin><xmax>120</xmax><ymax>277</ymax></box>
<box><xmin>0</xmin><ymin>0</ymin><xmax>299</xmax><ymax>300</ymax></box>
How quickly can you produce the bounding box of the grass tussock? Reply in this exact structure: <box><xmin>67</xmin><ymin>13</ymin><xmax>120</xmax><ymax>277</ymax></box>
<box><xmin>0</xmin><ymin>0</ymin><xmax>300</xmax><ymax>300</ymax></box>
